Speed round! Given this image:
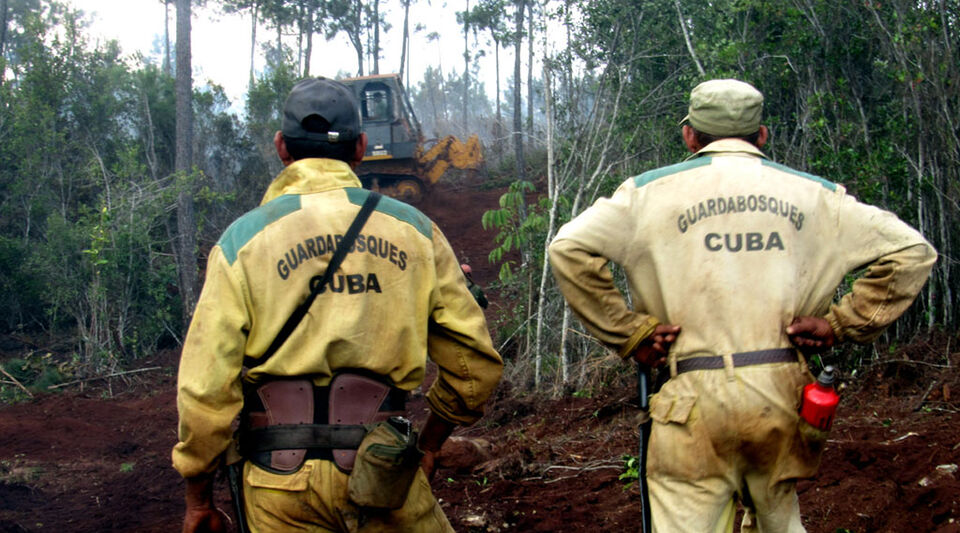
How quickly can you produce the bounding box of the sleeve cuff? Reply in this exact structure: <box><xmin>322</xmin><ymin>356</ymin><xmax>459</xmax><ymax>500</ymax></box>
<box><xmin>617</xmin><ymin>316</ymin><xmax>661</xmax><ymax>359</ymax></box>
<box><xmin>824</xmin><ymin>311</ymin><xmax>846</xmax><ymax>343</ymax></box>
<box><xmin>424</xmin><ymin>388</ymin><xmax>482</xmax><ymax>427</ymax></box>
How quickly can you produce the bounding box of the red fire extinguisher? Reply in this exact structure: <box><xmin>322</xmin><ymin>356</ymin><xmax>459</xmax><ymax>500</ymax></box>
<box><xmin>799</xmin><ymin>365</ymin><xmax>840</xmax><ymax>431</ymax></box>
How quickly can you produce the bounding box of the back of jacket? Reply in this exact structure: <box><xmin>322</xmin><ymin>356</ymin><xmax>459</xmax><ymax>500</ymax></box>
<box><xmin>173</xmin><ymin>159</ymin><xmax>503</xmax><ymax>479</ymax></box>
<box><xmin>549</xmin><ymin>140</ymin><xmax>936</xmax><ymax>359</ymax></box>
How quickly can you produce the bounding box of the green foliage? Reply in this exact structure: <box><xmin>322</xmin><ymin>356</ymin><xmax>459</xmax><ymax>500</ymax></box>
<box><xmin>0</xmin><ymin>353</ymin><xmax>65</xmax><ymax>401</ymax></box>
<box><xmin>481</xmin><ymin>180</ymin><xmax>540</xmax><ymax>281</ymax></box>
<box><xmin>0</xmin><ymin>0</ymin><xmax>266</xmax><ymax>375</ymax></box>
<box><xmin>618</xmin><ymin>454</ymin><xmax>639</xmax><ymax>483</ymax></box>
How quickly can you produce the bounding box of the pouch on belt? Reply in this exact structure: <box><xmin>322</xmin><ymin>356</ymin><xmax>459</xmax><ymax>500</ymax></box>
<box><xmin>348</xmin><ymin>416</ymin><xmax>423</xmax><ymax>509</ymax></box>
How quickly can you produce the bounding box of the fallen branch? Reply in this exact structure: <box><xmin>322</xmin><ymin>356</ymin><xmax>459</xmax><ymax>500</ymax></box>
<box><xmin>0</xmin><ymin>365</ymin><xmax>34</xmax><ymax>398</ymax></box>
<box><xmin>828</xmin><ymin>432</ymin><xmax>922</xmax><ymax>446</ymax></box>
<box><xmin>522</xmin><ymin>460</ymin><xmax>626</xmax><ymax>484</ymax></box>
<box><xmin>47</xmin><ymin>366</ymin><xmax>162</xmax><ymax>390</ymax></box>
<box><xmin>869</xmin><ymin>358</ymin><xmax>951</xmax><ymax>369</ymax></box>
<box><xmin>913</xmin><ymin>380</ymin><xmax>940</xmax><ymax>411</ymax></box>
<box><xmin>543</xmin><ymin>465</ymin><xmax>623</xmax><ymax>484</ymax></box>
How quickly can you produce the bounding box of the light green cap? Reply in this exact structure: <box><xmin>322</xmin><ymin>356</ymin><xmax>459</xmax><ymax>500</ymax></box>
<box><xmin>682</xmin><ymin>79</ymin><xmax>763</xmax><ymax>136</ymax></box>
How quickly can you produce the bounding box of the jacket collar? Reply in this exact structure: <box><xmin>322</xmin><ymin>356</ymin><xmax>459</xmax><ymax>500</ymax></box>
<box><xmin>686</xmin><ymin>138</ymin><xmax>768</xmax><ymax>161</ymax></box>
<box><xmin>260</xmin><ymin>158</ymin><xmax>363</xmax><ymax>205</ymax></box>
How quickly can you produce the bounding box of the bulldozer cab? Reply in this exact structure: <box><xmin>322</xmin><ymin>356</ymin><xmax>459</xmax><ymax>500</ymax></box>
<box><xmin>338</xmin><ymin>74</ymin><xmax>483</xmax><ymax>204</ymax></box>
<box><xmin>342</xmin><ymin>74</ymin><xmax>422</xmax><ymax>163</ymax></box>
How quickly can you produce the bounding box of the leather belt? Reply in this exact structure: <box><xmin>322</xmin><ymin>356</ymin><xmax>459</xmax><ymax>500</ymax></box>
<box><xmin>675</xmin><ymin>348</ymin><xmax>797</xmax><ymax>375</ymax></box>
<box><xmin>240</xmin><ymin>424</ymin><xmax>368</xmax><ymax>455</ymax></box>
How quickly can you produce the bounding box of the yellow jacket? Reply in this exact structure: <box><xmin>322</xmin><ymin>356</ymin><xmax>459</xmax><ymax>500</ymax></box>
<box><xmin>549</xmin><ymin>139</ymin><xmax>937</xmax><ymax>360</ymax></box>
<box><xmin>173</xmin><ymin>159</ymin><xmax>503</xmax><ymax>478</ymax></box>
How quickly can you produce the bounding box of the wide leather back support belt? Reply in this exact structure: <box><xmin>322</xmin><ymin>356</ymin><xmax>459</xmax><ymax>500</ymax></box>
<box><xmin>676</xmin><ymin>348</ymin><xmax>798</xmax><ymax>375</ymax></box>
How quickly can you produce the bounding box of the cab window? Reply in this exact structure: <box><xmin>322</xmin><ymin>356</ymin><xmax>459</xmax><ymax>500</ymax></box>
<box><xmin>361</xmin><ymin>84</ymin><xmax>391</xmax><ymax>121</ymax></box>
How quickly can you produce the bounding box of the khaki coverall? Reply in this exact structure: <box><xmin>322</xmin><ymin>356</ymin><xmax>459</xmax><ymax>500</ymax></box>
<box><xmin>173</xmin><ymin>158</ymin><xmax>504</xmax><ymax>532</ymax></box>
<box><xmin>549</xmin><ymin>139</ymin><xmax>936</xmax><ymax>533</ymax></box>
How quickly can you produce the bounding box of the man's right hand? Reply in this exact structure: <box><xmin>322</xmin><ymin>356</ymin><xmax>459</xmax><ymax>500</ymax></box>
<box><xmin>182</xmin><ymin>506</ymin><xmax>227</xmax><ymax>533</ymax></box>
<box><xmin>182</xmin><ymin>474</ymin><xmax>227</xmax><ymax>533</ymax></box>
<box><xmin>786</xmin><ymin>316</ymin><xmax>837</xmax><ymax>353</ymax></box>
<box><xmin>632</xmin><ymin>324</ymin><xmax>681</xmax><ymax>367</ymax></box>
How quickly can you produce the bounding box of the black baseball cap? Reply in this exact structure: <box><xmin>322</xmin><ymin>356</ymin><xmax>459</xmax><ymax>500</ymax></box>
<box><xmin>281</xmin><ymin>77</ymin><xmax>361</xmax><ymax>143</ymax></box>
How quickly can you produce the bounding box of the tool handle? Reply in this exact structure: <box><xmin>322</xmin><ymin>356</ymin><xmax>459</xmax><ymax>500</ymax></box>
<box><xmin>226</xmin><ymin>463</ymin><xmax>249</xmax><ymax>533</ymax></box>
<box><xmin>636</xmin><ymin>362</ymin><xmax>653</xmax><ymax>533</ymax></box>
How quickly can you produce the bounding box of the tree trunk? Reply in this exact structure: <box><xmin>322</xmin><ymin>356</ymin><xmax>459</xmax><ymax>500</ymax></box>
<box><xmin>513</xmin><ymin>0</ymin><xmax>525</xmax><ymax>182</ymax></box>
<box><xmin>0</xmin><ymin>0</ymin><xmax>7</xmax><ymax>86</ymax></box>
<box><xmin>296</xmin><ymin>1</ymin><xmax>304</xmax><ymax>73</ymax></box>
<box><xmin>399</xmin><ymin>0</ymin><xmax>410</xmax><ymax>83</ymax></box>
<box><xmin>276</xmin><ymin>21</ymin><xmax>281</xmax><ymax>55</ymax></box>
<box><xmin>372</xmin><ymin>0</ymin><xmax>380</xmax><ymax>74</ymax></box>
<box><xmin>163</xmin><ymin>0</ymin><xmax>172</xmax><ymax>77</ymax></box>
<box><xmin>0</xmin><ymin>0</ymin><xmax>7</xmax><ymax>55</ymax></box>
<box><xmin>675</xmin><ymin>0</ymin><xmax>705</xmax><ymax>76</ymax></box>
<box><xmin>352</xmin><ymin>0</ymin><xmax>364</xmax><ymax>76</ymax></box>
<box><xmin>535</xmin><ymin>62</ymin><xmax>558</xmax><ymax>391</ymax></box>
<box><xmin>562</xmin><ymin>0</ymin><xmax>574</xmax><ymax>112</ymax></box>
<box><xmin>175</xmin><ymin>0</ymin><xmax>198</xmax><ymax>327</ymax></box>
<box><xmin>249</xmin><ymin>2</ymin><xmax>258</xmax><ymax>87</ymax></box>
<box><xmin>302</xmin><ymin>3</ymin><xmax>313</xmax><ymax>77</ymax></box>
<box><xmin>494</xmin><ymin>38</ymin><xmax>502</xmax><ymax>165</ymax></box>
<box><xmin>462</xmin><ymin>0</ymin><xmax>470</xmax><ymax>131</ymax></box>
<box><xmin>525</xmin><ymin>0</ymin><xmax>534</xmax><ymax>135</ymax></box>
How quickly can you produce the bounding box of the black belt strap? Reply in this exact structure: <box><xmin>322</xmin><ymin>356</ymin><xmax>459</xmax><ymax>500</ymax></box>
<box><xmin>676</xmin><ymin>348</ymin><xmax>797</xmax><ymax>375</ymax></box>
<box><xmin>241</xmin><ymin>424</ymin><xmax>368</xmax><ymax>454</ymax></box>
<box><xmin>246</xmin><ymin>191</ymin><xmax>382</xmax><ymax>369</ymax></box>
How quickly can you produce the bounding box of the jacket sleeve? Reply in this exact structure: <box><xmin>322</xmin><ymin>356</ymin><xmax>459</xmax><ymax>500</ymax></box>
<box><xmin>824</xmin><ymin>194</ymin><xmax>937</xmax><ymax>343</ymax></box>
<box><xmin>424</xmin><ymin>225</ymin><xmax>504</xmax><ymax>426</ymax></box>
<box><xmin>171</xmin><ymin>247</ymin><xmax>249</xmax><ymax>479</ymax></box>
<box><xmin>548</xmin><ymin>182</ymin><xmax>660</xmax><ymax>358</ymax></box>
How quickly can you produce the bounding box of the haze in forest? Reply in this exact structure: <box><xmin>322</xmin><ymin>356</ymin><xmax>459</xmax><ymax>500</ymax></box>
<box><xmin>66</xmin><ymin>0</ymin><xmax>509</xmax><ymax>109</ymax></box>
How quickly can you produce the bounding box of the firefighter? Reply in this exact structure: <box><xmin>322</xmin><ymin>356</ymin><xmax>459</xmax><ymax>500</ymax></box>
<box><xmin>173</xmin><ymin>77</ymin><xmax>503</xmax><ymax>533</ymax></box>
<box><xmin>460</xmin><ymin>264</ymin><xmax>489</xmax><ymax>309</ymax></box>
<box><xmin>548</xmin><ymin>79</ymin><xmax>936</xmax><ymax>532</ymax></box>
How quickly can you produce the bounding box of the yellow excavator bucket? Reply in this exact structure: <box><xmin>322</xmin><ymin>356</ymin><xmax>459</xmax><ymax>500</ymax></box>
<box><xmin>418</xmin><ymin>134</ymin><xmax>484</xmax><ymax>185</ymax></box>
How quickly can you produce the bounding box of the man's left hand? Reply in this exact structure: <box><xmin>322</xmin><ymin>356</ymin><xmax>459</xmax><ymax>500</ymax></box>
<box><xmin>632</xmin><ymin>324</ymin><xmax>681</xmax><ymax>367</ymax></box>
<box><xmin>418</xmin><ymin>412</ymin><xmax>456</xmax><ymax>482</ymax></box>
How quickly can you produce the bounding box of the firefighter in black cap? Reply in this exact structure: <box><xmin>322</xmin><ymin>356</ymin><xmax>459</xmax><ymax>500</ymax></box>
<box><xmin>173</xmin><ymin>77</ymin><xmax>503</xmax><ymax>532</ymax></box>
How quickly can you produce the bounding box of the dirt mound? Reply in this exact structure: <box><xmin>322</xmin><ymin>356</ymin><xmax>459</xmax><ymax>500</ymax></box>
<box><xmin>418</xmin><ymin>175</ymin><xmax>505</xmax><ymax>287</ymax></box>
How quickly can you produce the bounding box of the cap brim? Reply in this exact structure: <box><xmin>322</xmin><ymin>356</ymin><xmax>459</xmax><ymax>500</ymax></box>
<box><xmin>679</xmin><ymin>114</ymin><xmax>690</xmax><ymax>127</ymax></box>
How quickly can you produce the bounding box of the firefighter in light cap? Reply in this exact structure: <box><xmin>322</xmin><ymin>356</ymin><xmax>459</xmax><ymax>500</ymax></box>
<box><xmin>549</xmin><ymin>79</ymin><xmax>935</xmax><ymax>532</ymax></box>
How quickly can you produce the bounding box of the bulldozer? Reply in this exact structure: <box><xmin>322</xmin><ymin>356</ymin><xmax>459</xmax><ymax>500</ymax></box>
<box><xmin>339</xmin><ymin>74</ymin><xmax>483</xmax><ymax>204</ymax></box>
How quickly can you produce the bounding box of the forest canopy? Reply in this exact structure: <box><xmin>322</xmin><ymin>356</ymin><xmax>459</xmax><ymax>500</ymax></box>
<box><xmin>0</xmin><ymin>0</ymin><xmax>956</xmax><ymax>393</ymax></box>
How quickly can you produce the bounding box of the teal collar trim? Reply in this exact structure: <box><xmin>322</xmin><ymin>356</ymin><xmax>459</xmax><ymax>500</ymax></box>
<box><xmin>761</xmin><ymin>160</ymin><xmax>837</xmax><ymax>191</ymax></box>
<box><xmin>345</xmin><ymin>188</ymin><xmax>433</xmax><ymax>239</ymax></box>
<box><xmin>218</xmin><ymin>195</ymin><xmax>302</xmax><ymax>265</ymax></box>
<box><xmin>634</xmin><ymin>157</ymin><xmax>713</xmax><ymax>188</ymax></box>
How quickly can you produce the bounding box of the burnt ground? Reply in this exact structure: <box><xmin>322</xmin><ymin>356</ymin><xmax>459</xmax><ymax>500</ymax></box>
<box><xmin>1</xmin><ymin>177</ymin><xmax>959</xmax><ymax>533</ymax></box>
